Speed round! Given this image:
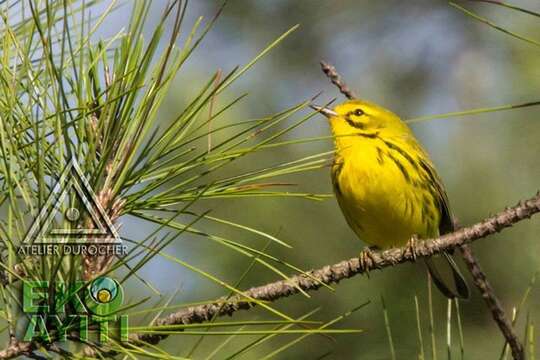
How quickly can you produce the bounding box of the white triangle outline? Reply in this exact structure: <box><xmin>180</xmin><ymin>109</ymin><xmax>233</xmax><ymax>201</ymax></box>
<box><xmin>23</xmin><ymin>157</ymin><xmax>121</xmax><ymax>244</ymax></box>
<box><xmin>46</xmin><ymin>176</ymin><xmax>108</xmax><ymax>236</ymax></box>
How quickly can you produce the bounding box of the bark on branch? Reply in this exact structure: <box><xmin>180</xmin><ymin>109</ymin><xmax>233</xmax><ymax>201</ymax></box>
<box><xmin>0</xmin><ymin>338</ymin><xmax>33</xmax><ymax>359</ymax></box>
<box><xmin>320</xmin><ymin>61</ymin><xmax>357</xmax><ymax>99</ymax></box>
<box><xmin>129</xmin><ymin>191</ymin><xmax>540</xmax><ymax>346</ymax></box>
<box><xmin>460</xmin><ymin>244</ymin><xmax>524</xmax><ymax>360</ymax></box>
<box><xmin>2</xmin><ymin>192</ymin><xmax>538</xmax><ymax>359</ymax></box>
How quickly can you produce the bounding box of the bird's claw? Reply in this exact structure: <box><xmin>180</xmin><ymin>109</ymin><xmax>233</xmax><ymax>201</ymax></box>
<box><xmin>406</xmin><ymin>235</ymin><xmax>419</xmax><ymax>260</ymax></box>
<box><xmin>359</xmin><ymin>246</ymin><xmax>377</xmax><ymax>274</ymax></box>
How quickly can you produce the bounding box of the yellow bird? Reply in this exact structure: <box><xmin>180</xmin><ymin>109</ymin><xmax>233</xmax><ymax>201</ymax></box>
<box><xmin>312</xmin><ymin>99</ymin><xmax>469</xmax><ymax>299</ymax></box>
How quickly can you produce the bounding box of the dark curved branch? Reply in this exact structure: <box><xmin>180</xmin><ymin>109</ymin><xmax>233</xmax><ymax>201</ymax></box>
<box><xmin>129</xmin><ymin>191</ymin><xmax>540</xmax><ymax>346</ymax></box>
<box><xmin>2</xmin><ymin>192</ymin><xmax>537</xmax><ymax>359</ymax></box>
<box><xmin>460</xmin><ymin>244</ymin><xmax>524</xmax><ymax>360</ymax></box>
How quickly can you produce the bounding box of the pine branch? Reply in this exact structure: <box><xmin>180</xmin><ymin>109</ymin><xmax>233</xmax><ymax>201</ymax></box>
<box><xmin>126</xmin><ymin>191</ymin><xmax>540</xmax><ymax>347</ymax></box>
<box><xmin>2</xmin><ymin>191</ymin><xmax>538</xmax><ymax>359</ymax></box>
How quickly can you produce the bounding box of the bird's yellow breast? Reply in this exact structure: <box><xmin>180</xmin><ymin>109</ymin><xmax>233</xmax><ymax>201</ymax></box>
<box><xmin>332</xmin><ymin>136</ymin><xmax>441</xmax><ymax>249</ymax></box>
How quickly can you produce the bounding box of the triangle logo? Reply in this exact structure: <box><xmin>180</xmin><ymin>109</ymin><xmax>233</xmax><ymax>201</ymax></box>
<box><xmin>23</xmin><ymin>158</ymin><xmax>121</xmax><ymax>245</ymax></box>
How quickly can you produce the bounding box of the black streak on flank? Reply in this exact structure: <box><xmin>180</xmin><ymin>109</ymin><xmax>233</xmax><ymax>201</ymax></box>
<box><xmin>376</xmin><ymin>147</ymin><xmax>385</xmax><ymax>165</ymax></box>
<box><xmin>421</xmin><ymin>194</ymin><xmax>434</xmax><ymax>226</ymax></box>
<box><xmin>383</xmin><ymin>140</ymin><xmax>420</xmax><ymax>171</ymax></box>
<box><xmin>388</xmin><ymin>152</ymin><xmax>411</xmax><ymax>183</ymax></box>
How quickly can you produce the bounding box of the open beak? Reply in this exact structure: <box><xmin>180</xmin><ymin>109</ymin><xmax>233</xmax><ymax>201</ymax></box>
<box><xmin>309</xmin><ymin>104</ymin><xmax>337</xmax><ymax>118</ymax></box>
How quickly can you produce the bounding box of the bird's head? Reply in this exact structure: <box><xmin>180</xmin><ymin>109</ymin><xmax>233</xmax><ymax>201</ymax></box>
<box><xmin>311</xmin><ymin>99</ymin><xmax>410</xmax><ymax>138</ymax></box>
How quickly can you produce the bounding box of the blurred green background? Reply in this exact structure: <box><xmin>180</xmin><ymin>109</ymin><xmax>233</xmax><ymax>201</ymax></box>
<box><xmin>111</xmin><ymin>1</ymin><xmax>540</xmax><ymax>358</ymax></box>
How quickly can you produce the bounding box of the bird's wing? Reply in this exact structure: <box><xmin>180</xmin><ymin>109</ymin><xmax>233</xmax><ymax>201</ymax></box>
<box><xmin>416</xmin><ymin>156</ymin><xmax>455</xmax><ymax>234</ymax></box>
<box><xmin>401</xmin><ymin>134</ymin><xmax>468</xmax><ymax>298</ymax></box>
<box><xmin>401</xmin><ymin>132</ymin><xmax>455</xmax><ymax>234</ymax></box>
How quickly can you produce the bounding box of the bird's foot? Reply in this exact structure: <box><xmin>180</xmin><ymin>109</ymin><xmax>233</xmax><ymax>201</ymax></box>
<box><xmin>406</xmin><ymin>235</ymin><xmax>419</xmax><ymax>261</ymax></box>
<box><xmin>359</xmin><ymin>246</ymin><xmax>378</xmax><ymax>274</ymax></box>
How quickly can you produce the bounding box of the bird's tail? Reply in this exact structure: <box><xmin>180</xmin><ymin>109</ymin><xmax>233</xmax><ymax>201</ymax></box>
<box><xmin>425</xmin><ymin>252</ymin><xmax>469</xmax><ymax>299</ymax></box>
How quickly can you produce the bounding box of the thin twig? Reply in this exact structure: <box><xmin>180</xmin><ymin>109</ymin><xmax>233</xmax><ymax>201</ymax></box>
<box><xmin>320</xmin><ymin>61</ymin><xmax>357</xmax><ymax>99</ymax></box>
<box><xmin>126</xmin><ymin>191</ymin><xmax>540</xmax><ymax>347</ymax></box>
<box><xmin>451</xmin><ymin>217</ymin><xmax>523</xmax><ymax>360</ymax></box>
<box><xmin>460</xmin><ymin>244</ymin><xmax>524</xmax><ymax>360</ymax></box>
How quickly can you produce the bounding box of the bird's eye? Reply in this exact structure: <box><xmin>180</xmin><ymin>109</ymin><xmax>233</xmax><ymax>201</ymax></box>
<box><xmin>353</xmin><ymin>109</ymin><xmax>364</xmax><ymax>116</ymax></box>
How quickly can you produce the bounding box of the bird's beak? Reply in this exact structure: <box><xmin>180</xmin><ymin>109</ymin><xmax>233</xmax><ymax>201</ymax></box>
<box><xmin>309</xmin><ymin>104</ymin><xmax>337</xmax><ymax>118</ymax></box>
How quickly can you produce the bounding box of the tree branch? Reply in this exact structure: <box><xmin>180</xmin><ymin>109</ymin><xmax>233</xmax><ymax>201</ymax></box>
<box><xmin>320</xmin><ymin>61</ymin><xmax>357</xmax><ymax>99</ymax></box>
<box><xmin>2</xmin><ymin>192</ymin><xmax>538</xmax><ymax>359</ymax></box>
<box><xmin>3</xmin><ymin>70</ymin><xmax>534</xmax><ymax>360</ymax></box>
<box><xmin>460</xmin><ymin>244</ymin><xmax>524</xmax><ymax>360</ymax></box>
<box><xmin>0</xmin><ymin>338</ymin><xmax>34</xmax><ymax>359</ymax></box>
<box><xmin>128</xmin><ymin>191</ymin><xmax>540</xmax><ymax>346</ymax></box>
